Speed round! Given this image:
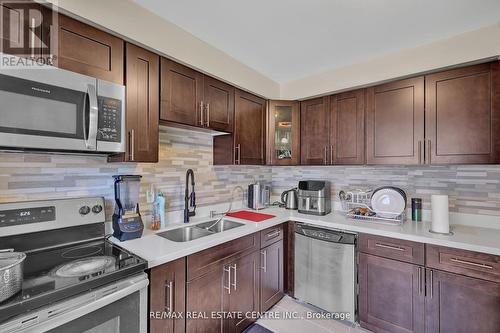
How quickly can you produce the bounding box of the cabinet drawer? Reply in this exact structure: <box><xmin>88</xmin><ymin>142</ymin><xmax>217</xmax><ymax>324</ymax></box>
<box><xmin>426</xmin><ymin>244</ymin><xmax>500</xmax><ymax>283</ymax></box>
<box><xmin>187</xmin><ymin>233</ymin><xmax>260</xmax><ymax>281</ymax></box>
<box><xmin>260</xmin><ymin>224</ymin><xmax>284</xmax><ymax>248</ymax></box>
<box><xmin>358</xmin><ymin>234</ymin><xmax>424</xmax><ymax>265</ymax></box>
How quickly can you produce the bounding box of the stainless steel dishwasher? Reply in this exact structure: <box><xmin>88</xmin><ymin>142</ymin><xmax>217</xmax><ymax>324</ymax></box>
<box><xmin>294</xmin><ymin>222</ymin><xmax>356</xmax><ymax>322</ymax></box>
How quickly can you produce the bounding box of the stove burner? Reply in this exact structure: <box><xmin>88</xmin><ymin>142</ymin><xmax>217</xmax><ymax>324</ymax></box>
<box><xmin>51</xmin><ymin>256</ymin><xmax>116</xmax><ymax>278</ymax></box>
<box><xmin>61</xmin><ymin>245</ymin><xmax>103</xmax><ymax>259</ymax></box>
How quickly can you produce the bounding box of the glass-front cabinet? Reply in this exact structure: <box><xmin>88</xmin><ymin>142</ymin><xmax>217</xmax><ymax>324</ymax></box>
<box><xmin>268</xmin><ymin>100</ymin><xmax>300</xmax><ymax>165</ymax></box>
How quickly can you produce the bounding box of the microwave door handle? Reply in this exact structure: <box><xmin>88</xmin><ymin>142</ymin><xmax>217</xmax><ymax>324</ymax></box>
<box><xmin>85</xmin><ymin>83</ymin><xmax>98</xmax><ymax>150</ymax></box>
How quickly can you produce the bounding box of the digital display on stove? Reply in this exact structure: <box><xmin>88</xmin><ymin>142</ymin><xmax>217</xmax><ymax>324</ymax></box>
<box><xmin>0</xmin><ymin>206</ymin><xmax>55</xmax><ymax>227</ymax></box>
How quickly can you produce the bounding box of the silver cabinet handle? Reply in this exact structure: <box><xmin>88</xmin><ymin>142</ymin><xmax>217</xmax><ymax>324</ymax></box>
<box><xmin>261</xmin><ymin>250</ymin><xmax>267</xmax><ymax>272</ymax></box>
<box><xmin>232</xmin><ymin>264</ymin><xmax>237</xmax><ymax>291</ymax></box>
<box><xmin>450</xmin><ymin>258</ymin><xmax>493</xmax><ymax>269</ymax></box>
<box><xmin>418</xmin><ymin>140</ymin><xmax>422</xmax><ymax>164</ymax></box>
<box><xmin>417</xmin><ymin>267</ymin><xmax>423</xmax><ymax>294</ymax></box>
<box><xmin>235</xmin><ymin>144</ymin><xmax>241</xmax><ymax>165</ymax></box>
<box><xmin>164</xmin><ymin>281</ymin><xmax>173</xmax><ymax>312</ymax></box>
<box><xmin>429</xmin><ymin>270</ymin><xmax>433</xmax><ymax>299</ymax></box>
<box><xmin>323</xmin><ymin>146</ymin><xmax>327</xmax><ymax>165</ymax></box>
<box><xmin>375</xmin><ymin>243</ymin><xmax>405</xmax><ymax>252</ymax></box>
<box><xmin>206</xmin><ymin>103</ymin><xmax>210</xmax><ymax>127</ymax></box>
<box><xmin>199</xmin><ymin>101</ymin><xmax>204</xmax><ymax>126</ymax></box>
<box><xmin>30</xmin><ymin>17</ymin><xmax>36</xmax><ymax>58</ymax></box>
<box><xmin>223</xmin><ymin>265</ymin><xmax>231</xmax><ymax>294</ymax></box>
<box><xmin>330</xmin><ymin>145</ymin><xmax>333</xmax><ymax>165</ymax></box>
<box><xmin>266</xmin><ymin>231</ymin><xmax>281</xmax><ymax>239</ymax></box>
<box><xmin>427</xmin><ymin>139</ymin><xmax>431</xmax><ymax>164</ymax></box>
<box><xmin>85</xmin><ymin>84</ymin><xmax>98</xmax><ymax>150</ymax></box>
<box><xmin>130</xmin><ymin>129</ymin><xmax>135</xmax><ymax>161</ymax></box>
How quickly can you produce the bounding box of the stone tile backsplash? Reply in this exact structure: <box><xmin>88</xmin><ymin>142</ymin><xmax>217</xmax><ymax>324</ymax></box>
<box><xmin>1</xmin><ymin>126</ymin><xmax>500</xmax><ymax>224</ymax></box>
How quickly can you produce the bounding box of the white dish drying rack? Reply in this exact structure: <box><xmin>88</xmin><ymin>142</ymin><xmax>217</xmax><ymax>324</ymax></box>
<box><xmin>339</xmin><ymin>188</ymin><xmax>406</xmax><ymax>225</ymax></box>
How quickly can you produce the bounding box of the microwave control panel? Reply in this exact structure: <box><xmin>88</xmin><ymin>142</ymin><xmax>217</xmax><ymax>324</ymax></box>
<box><xmin>97</xmin><ymin>97</ymin><xmax>122</xmax><ymax>142</ymax></box>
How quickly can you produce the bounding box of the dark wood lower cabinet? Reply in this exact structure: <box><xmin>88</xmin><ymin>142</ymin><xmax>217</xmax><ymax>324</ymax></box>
<box><xmin>426</xmin><ymin>269</ymin><xmax>500</xmax><ymax>333</ymax></box>
<box><xmin>260</xmin><ymin>240</ymin><xmax>284</xmax><ymax>312</ymax></box>
<box><xmin>358</xmin><ymin>253</ymin><xmax>425</xmax><ymax>333</ymax></box>
<box><xmin>224</xmin><ymin>251</ymin><xmax>260</xmax><ymax>333</ymax></box>
<box><xmin>150</xmin><ymin>257</ymin><xmax>186</xmax><ymax>333</ymax></box>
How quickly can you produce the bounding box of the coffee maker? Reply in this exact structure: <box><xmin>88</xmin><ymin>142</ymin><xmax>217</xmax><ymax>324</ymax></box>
<box><xmin>112</xmin><ymin>175</ymin><xmax>144</xmax><ymax>241</ymax></box>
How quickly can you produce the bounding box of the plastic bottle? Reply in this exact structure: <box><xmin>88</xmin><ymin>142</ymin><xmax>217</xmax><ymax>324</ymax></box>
<box><xmin>156</xmin><ymin>192</ymin><xmax>166</xmax><ymax>229</ymax></box>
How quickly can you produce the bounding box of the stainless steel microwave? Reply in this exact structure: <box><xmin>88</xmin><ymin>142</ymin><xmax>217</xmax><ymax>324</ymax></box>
<box><xmin>0</xmin><ymin>53</ymin><xmax>125</xmax><ymax>154</ymax></box>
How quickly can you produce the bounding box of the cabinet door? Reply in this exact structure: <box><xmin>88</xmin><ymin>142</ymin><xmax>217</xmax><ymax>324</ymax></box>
<box><xmin>358</xmin><ymin>253</ymin><xmax>424</xmax><ymax>333</ymax></box>
<box><xmin>150</xmin><ymin>258</ymin><xmax>186</xmax><ymax>333</ymax></box>
<box><xmin>204</xmin><ymin>76</ymin><xmax>234</xmax><ymax>132</ymax></box>
<box><xmin>300</xmin><ymin>97</ymin><xmax>330</xmax><ymax>165</ymax></box>
<box><xmin>268</xmin><ymin>101</ymin><xmax>300</xmax><ymax>165</ymax></box>
<box><xmin>1</xmin><ymin>1</ymin><xmax>51</xmax><ymax>59</ymax></box>
<box><xmin>260</xmin><ymin>240</ymin><xmax>284</xmax><ymax>312</ymax></box>
<box><xmin>57</xmin><ymin>14</ymin><xmax>124</xmax><ymax>84</ymax></box>
<box><xmin>426</xmin><ymin>269</ymin><xmax>500</xmax><ymax>333</ymax></box>
<box><xmin>425</xmin><ymin>63</ymin><xmax>497</xmax><ymax>164</ymax></box>
<box><xmin>224</xmin><ymin>251</ymin><xmax>260</xmax><ymax>333</ymax></box>
<box><xmin>186</xmin><ymin>267</ymin><xmax>223</xmax><ymax>333</ymax></box>
<box><xmin>234</xmin><ymin>90</ymin><xmax>266</xmax><ymax>165</ymax></box>
<box><xmin>123</xmin><ymin>43</ymin><xmax>159</xmax><ymax>162</ymax></box>
<box><xmin>366</xmin><ymin>77</ymin><xmax>424</xmax><ymax>165</ymax></box>
<box><xmin>160</xmin><ymin>58</ymin><xmax>204</xmax><ymax>127</ymax></box>
<box><xmin>330</xmin><ymin>89</ymin><xmax>365</xmax><ymax>165</ymax></box>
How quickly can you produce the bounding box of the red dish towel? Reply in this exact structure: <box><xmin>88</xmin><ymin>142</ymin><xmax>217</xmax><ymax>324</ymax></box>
<box><xmin>225</xmin><ymin>210</ymin><xmax>275</xmax><ymax>222</ymax></box>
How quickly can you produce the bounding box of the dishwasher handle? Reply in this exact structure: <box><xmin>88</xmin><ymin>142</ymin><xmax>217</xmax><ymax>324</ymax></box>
<box><xmin>294</xmin><ymin>222</ymin><xmax>356</xmax><ymax>244</ymax></box>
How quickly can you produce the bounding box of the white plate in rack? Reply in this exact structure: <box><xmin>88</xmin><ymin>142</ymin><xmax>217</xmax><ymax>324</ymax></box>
<box><xmin>370</xmin><ymin>188</ymin><xmax>406</xmax><ymax>218</ymax></box>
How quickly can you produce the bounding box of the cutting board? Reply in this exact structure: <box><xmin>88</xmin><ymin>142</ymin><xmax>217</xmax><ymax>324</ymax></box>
<box><xmin>225</xmin><ymin>210</ymin><xmax>275</xmax><ymax>222</ymax></box>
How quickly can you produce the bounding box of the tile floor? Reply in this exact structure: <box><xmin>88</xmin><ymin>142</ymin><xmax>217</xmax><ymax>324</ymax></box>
<box><xmin>255</xmin><ymin>296</ymin><xmax>372</xmax><ymax>333</ymax></box>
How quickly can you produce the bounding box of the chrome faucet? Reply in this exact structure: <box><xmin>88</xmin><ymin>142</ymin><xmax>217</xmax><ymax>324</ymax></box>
<box><xmin>184</xmin><ymin>169</ymin><xmax>196</xmax><ymax>223</ymax></box>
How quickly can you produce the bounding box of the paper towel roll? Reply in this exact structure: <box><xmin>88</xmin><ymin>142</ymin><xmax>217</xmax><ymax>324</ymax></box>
<box><xmin>431</xmin><ymin>195</ymin><xmax>450</xmax><ymax>234</ymax></box>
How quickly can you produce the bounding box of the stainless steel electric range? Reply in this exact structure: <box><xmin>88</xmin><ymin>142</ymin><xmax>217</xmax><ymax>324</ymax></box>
<box><xmin>0</xmin><ymin>197</ymin><xmax>148</xmax><ymax>333</ymax></box>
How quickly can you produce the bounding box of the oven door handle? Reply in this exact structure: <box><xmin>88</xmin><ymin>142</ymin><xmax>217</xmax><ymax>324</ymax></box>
<box><xmin>84</xmin><ymin>83</ymin><xmax>98</xmax><ymax>150</ymax></box>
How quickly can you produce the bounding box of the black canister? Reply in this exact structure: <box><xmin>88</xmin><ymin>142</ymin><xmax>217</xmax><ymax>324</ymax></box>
<box><xmin>411</xmin><ymin>198</ymin><xmax>422</xmax><ymax>222</ymax></box>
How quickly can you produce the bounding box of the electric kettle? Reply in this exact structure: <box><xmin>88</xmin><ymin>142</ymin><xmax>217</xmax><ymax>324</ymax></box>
<box><xmin>281</xmin><ymin>188</ymin><xmax>298</xmax><ymax>210</ymax></box>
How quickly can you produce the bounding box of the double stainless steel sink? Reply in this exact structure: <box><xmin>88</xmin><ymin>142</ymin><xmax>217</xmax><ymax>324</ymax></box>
<box><xmin>157</xmin><ymin>219</ymin><xmax>245</xmax><ymax>242</ymax></box>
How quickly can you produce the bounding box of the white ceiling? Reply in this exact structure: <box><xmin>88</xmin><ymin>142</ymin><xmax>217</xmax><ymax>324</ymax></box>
<box><xmin>133</xmin><ymin>0</ymin><xmax>500</xmax><ymax>83</ymax></box>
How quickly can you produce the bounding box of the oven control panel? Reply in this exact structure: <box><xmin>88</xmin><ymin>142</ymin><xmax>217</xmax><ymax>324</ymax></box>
<box><xmin>0</xmin><ymin>206</ymin><xmax>55</xmax><ymax>227</ymax></box>
<box><xmin>97</xmin><ymin>97</ymin><xmax>122</xmax><ymax>143</ymax></box>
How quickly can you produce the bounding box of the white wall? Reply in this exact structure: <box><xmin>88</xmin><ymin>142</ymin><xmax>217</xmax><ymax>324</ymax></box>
<box><xmin>46</xmin><ymin>0</ymin><xmax>281</xmax><ymax>99</ymax></box>
<box><xmin>281</xmin><ymin>23</ymin><xmax>500</xmax><ymax>100</ymax></box>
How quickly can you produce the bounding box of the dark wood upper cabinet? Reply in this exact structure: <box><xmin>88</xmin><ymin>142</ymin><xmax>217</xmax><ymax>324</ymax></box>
<box><xmin>425</xmin><ymin>63</ymin><xmax>498</xmax><ymax>164</ymax></box>
<box><xmin>268</xmin><ymin>100</ymin><xmax>300</xmax><ymax>165</ymax></box>
<box><xmin>150</xmin><ymin>258</ymin><xmax>185</xmax><ymax>333</ymax></box>
<box><xmin>260</xmin><ymin>240</ymin><xmax>284</xmax><ymax>312</ymax></box>
<box><xmin>1</xmin><ymin>1</ymin><xmax>52</xmax><ymax>59</ymax></box>
<box><xmin>203</xmin><ymin>76</ymin><xmax>235</xmax><ymax>132</ymax></box>
<box><xmin>366</xmin><ymin>76</ymin><xmax>425</xmax><ymax>165</ymax></box>
<box><xmin>57</xmin><ymin>14</ymin><xmax>124</xmax><ymax>84</ymax></box>
<box><xmin>110</xmin><ymin>43</ymin><xmax>158</xmax><ymax>163</ymax></box>
<box><xmin>234</xmin><ymin>89</ymin><xmax>266</xmax><ymax>165</ymax></box>
<box><xmin>160</xmin><ymin>58</ymin><xmax>203</xmax><ymax>127</ymax></box>
<box><xmin>358</xmin><ymin>253</ymin><xmax>425</xmax><ymax>333</ymax></box>
<box><xmin>300</xmin><ymin>96</ymin><xmax>330</xmax><ymax>165</ymax></box>
<box><xmin>330</xmin><ymin>89</ymin><xmax>365</xmax><ymax>165</ymax></box>
<box><xmin>426</xmin><ymin>269</ymin><xmax>500</xmax><ymax>333</ymax></box>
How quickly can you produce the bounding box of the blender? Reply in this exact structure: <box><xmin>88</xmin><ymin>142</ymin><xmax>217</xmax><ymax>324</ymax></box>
<box><xmin>112</xmin><ymin>175</ymin><xmax>144</xmax><ymax>241</ymax></box>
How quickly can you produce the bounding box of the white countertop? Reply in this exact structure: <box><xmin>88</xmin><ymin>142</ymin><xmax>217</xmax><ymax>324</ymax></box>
<box><xmin>110</xmin><ymin>207</ymin><xmax>500</xmax><ymax>268</ymax></box>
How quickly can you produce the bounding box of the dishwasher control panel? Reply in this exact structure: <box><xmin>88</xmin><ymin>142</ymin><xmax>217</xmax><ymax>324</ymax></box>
<box><xmin>303</xmin><ymin>229</ymin><xmax>342</xmax><ymax>242</ymax></box>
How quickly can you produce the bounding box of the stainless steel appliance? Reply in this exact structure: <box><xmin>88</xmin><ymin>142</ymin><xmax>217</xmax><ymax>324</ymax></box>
<box><xmin>294</xmin><ymin>223</ymin><xmax>356</xmax><ymax>322</ymax></box>
<box><xmin>0</xmin><ymin>53</ymin><xmax>125</xmax><ymax>154</ymax></box>
<box><xmin>281</xmin><ymin>188</ymin><xmax>298</xmax><ymax>210</ymax></box>
<box><xmin>112</xmin><ymin>175</ymin><xmax>144</xmax><ymax>241</ymax></box>
<box><xmin>247</xmin><ymin>182</ymin><xmax>271</xmax><ymax>210</ymax></box>
<box><xmin>298</xmin><ymin>180</ymin><xmax>331</xmax><ymax>215</ymax></box>
<box><xmin>0</xmin><ymin>197</ymin><xmax>148</xmax><ymax>333</ymax></box>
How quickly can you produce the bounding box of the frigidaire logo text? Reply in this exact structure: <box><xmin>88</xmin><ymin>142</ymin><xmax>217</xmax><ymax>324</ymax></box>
<box><xmin>31</xmin><ymin>87</ymin><xmax>51</xmax><ymax>94</ymax></box>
